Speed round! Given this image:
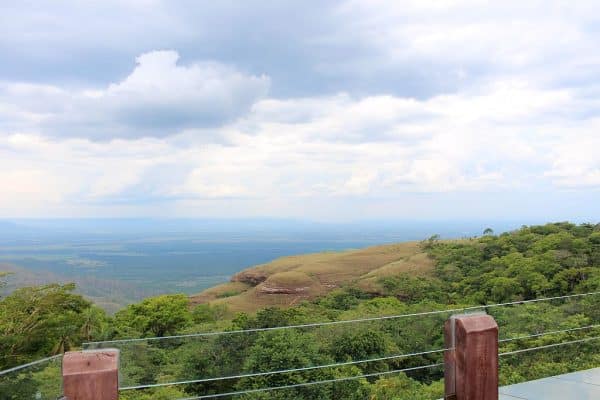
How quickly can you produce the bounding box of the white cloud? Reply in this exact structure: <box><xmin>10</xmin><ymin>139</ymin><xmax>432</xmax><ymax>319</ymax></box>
<box><xmin>338</xmin><ymin>170</ymin><xmax>378</xmax><ymax>195</ymax></box>
<box><xmin>180</xmin><ymin>169</ymin><xmax>250</xmax><ymax>198</ymax></box>
<box><xmin>0</xmin><ymin>50</ymin><xmax>270</xmax><ymax>139</ymax></box>
<box><xmin>1</xmin><ymin>2</ymin><xmax>600</xmax><ymax>218</ymax></box>
<box><xmin>543</xmin><ymin>123</ymin><xmax>600</xmax><ymax>188</ymax></box>
<box><xmin>0</xmin><ymin>169</ymin><xmax>71</xmax><ymax>208</ymax></box>
<box><xmin>2</xmin><ymin>72</ymin><xmax>599</xmax><ymax>218</ymax></box>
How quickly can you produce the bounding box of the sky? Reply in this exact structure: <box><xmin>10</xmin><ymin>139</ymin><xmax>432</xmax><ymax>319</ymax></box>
<box><xmin>1</xmin><ymin>0</ymin><xmax>599</xmax><ymax>221</ymax></box>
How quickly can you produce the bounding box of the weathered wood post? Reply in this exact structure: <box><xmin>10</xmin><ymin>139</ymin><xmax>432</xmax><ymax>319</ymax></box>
<box><xmin>62</xmin><ymin>349</ymin><xmax>119</xmax><ymax>400</ymax></box>
<box><xmin>444</xmin><ymin>312</ymin><xmax>498</xmax><ymax>400</ymax></box>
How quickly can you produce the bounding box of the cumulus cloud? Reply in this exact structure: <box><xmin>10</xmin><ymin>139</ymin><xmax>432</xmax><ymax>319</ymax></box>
<box><xmin>0</xmin><ymin>50</ymin><xmax>269</xmax><ymax>139</ymax></box>
<box><xmin>4</xmin><ymin>1</ymin><xmax>598</xmax><ymax>99</ymax></box>
<box><xmin>334</xmin><ymin>0</ymin><xmax>600</xmax><ymax>93</ymax></box>
<box><xmin>95</xmin><ymin>51</ymin><xmax>269</xmax><ymax>133</ymax></box>
<box><xmin>3</xmin><ymin>76</ymin><xmax>598</xmax><ymax>218</ymax></box>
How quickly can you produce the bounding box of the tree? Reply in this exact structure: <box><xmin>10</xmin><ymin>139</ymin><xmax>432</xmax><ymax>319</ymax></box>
<box><xmin>330</xmin><ymin>327</ymin><xmax>392</xmax><ymax>374</ymax></box>
<box><xmin>483</xmin><ymin>227</ymin><xmax>494</xmax><ymax>235</ymax></box>
<box><xmin>484</xmin><ymin>277</ymin><xmax>522</xmax><ymax>302</ymax></box>
<box><xmin>319</xmin><ymin>289</ymin><xmax>362</xmax><ymax>310</ymax></box>
<box><xmin>191</xmin><ymin>303</ymin><xmax>228</xmax><ymax>324</ymax></box>
<box><xmin>114</xmin><ymin>294</ymin><xmax>192</xmax><ymax>337</ymax></box>
<box><xmin>80</xmin><ymin>306</ymin><xmax>109</xmax><ymax>341</ymax></box>
<box><xmin>422</xmin><ymin>234</ymin><xmax>441</xmax><ymax>249</ymax></box>
<box><xmin>119</xmin><ymin>386</ymin><xmax>186</xmax><ymax>400</ymax></box>
<box><xmin>237</xmin><ymin>330</ymin><xmax>338</xmax><ymax>399</ymax></box>
<box><xmin>0</xmin><ymin>283</ymin><xmax>99</xmax><ymax>369</ymax></box>
<box><xmin>370</xmin><ymin>374</ymin><xmax>443</xmax><ymax>400</ymax></box>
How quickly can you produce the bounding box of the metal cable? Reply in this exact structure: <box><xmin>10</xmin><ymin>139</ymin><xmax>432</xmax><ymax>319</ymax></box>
<box><xmin>84</xmin><ymin>291</ymin><xmax>600</xmax><ymax>347</ymax></box>
<box><xmin>500</xmin><ymin>335</ymin><xmax>600</xmax><ymax>356</ymax></box>
<box><xmin>85</xmin><ymin>309</ymin><xmax>462</xmax><ymax>347</ymax></box>
<box><xmin>0</xmin><ymin>354</ymin><xmax>62</xmax><ymax>376</ymax></box>
<box><xmin>118</xmin><ymin>323</ymin><xmax>600</xmax><ymax>391</ymax></box>
<box><xmin>170</xmin><ymin>335</ymin><xmax>600</xmax><ymax>399</ymax></box>
<box><xmin>175</xmin><ymin>362</ymin><xmax>444</xmax><ymax>400</ymax></box>
<box><xmin>119</xmin><ymin>322</ymin><xmax>600</xmax><ymax>391</ymax></box>
<box><xmin>119</xmin><ymin>347</ymin><xmax>448</xmax><ymax>391</ymax></box>
<box><xmin>499</xmin><ymin>323</ymin><xmax>600</xmax><ymax>343</ymax></box>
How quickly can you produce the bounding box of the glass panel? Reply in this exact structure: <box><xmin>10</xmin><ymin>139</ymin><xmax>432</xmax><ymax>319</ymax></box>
<box><xmin>85</xmin><ymin>310</ymin><xmax>451</xmax><ymax>396</ymax></box>
<box><xmin>0</xmin><ymin>356</ymin><xmax>63</xmax><ymax>400</ymax></box>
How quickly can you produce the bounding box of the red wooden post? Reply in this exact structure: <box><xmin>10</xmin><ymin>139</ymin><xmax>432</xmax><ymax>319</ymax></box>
<box><xmin>62</xmin><ymin>349</ymin><xmax>119</xmax><ymax>400</ymax></box>
<box><xmin>444</xmin><ymin>313</ymin><xmax>498</xmax><ymax>400</ymax></box>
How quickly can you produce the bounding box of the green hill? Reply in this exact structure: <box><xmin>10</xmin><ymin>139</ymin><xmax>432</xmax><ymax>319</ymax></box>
<box><xmin>190</xmin><ymin>241</ymin><xmax>435</xmax><ymax>312</ymax></box>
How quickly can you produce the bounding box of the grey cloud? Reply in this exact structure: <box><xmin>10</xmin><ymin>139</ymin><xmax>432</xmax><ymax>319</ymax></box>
<box><xmin>1</xmin><ymin>51</ymin><xmax>270</xmax><ymax>139</ymax></box>
<box><xmin>0</xmin><ymin>0</ymin><xmax>494</xmax><ymax>99</ymax></box>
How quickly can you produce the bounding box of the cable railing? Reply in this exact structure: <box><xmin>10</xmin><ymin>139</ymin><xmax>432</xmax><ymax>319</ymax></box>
<box><xmin>0</xmin><ymin>354</ymin><xmax>62</xmax><ymax>377</ymax></box>
<box><xmin>0</xmin><ymin>353</ymin><xmax>63</xmax><ymax>400</ymax></box>
<box><xmin>176</xmin><ymin>363</ymin><xmax>445</xmax><ymax>400</ymax></box>
<box><xmin>117</xmin><ymin>323</ymin><xmax>600</xmax><ymax>392</ymax></box>
<box><xmin>78</xmin><ymin>290</ymin><xmax>600</xmax><ymax>391</ymax></box>
<box><xmin>500</xmin><ymin>335</ymin><xmax>600</xmax><ymax>357</ymax></box>
<box><xmin>116</xmin><ymin>324</ymin><xmax>600</xmax><ymax>393</ymax></box>
<box><xmin>119</xmin><ymin>347</ymin><xmax>449</xmax><ymax>391</ymax></box>
<box><xmin>83</xmin><ymin>290</ymin><xmax>600</xmax><ymax>347</ymax></box>
<box><xmin>115</xmin><ymin>292</ymin><xmax>600</xmax><ymax>399</ymax></box>
<box><xmin>498</xmin><ymin>323</ymin><xmax>600</xmax><ymax>343</ymax></box>
<box><xmin>4</xmin><ymin>329</ymin><xmax>595</xmax><ymax>399</ymax></box>
<box><xmin>4</xmin><ymin>290</ymin><xmax>600</xmax><ymax>399</ymax></box>
<box><xmin>166</xmin><ymin>334</ymin><xmax>600</xmax><ymax>400</ymax></box>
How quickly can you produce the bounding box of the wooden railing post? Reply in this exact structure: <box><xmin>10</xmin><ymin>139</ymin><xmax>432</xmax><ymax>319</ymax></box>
<box><xmin>444</xmin><ymin>313</ymin><xmax>498</xmax><ymax>400</ymax></box>
<box><xmin>62</xmin><ymin>349</ymin><xmax>119</xmax><ymax>400</ymax></box>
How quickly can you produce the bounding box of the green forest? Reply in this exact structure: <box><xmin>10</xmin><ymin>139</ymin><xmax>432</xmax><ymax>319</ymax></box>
<box><xmin>2</xmin><ymin>222</ymin><xmax>600</xmax><ymax>399</ymax></box>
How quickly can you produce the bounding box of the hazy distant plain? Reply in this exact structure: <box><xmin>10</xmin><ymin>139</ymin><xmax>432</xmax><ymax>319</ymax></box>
<box><xmin>0</xmin><ymin>218</ymin><xmax>532</xmax><ymax>312</ymax></box>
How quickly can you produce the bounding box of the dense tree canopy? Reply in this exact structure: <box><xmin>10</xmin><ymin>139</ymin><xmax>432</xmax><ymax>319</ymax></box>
<box><xmin>2</xmin><ymin>222</ymin><xmax>600</xmax><ymax>399</ymax></box>
<box><xmin>0</xmin><ymin>283</ymin><xmax>107</xmax><ymax>370</ymax></box>
<box><xmin>112</xmin><ymin>294</ymin><xmax>192</xmax><ymax>338</ymax></box>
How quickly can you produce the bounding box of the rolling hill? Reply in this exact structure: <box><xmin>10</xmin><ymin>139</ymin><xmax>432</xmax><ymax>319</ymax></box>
<box><xmin>190</xmin><ymin>241</ymin><xmax>434</xmax><ymax>312</ymax></box>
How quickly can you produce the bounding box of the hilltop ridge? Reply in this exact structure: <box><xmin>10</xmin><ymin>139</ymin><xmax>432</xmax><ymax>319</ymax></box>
<box><xmin>190</xmin><ymin>241</ymin><xmax>435</xmax><ymax>312</ymax></box>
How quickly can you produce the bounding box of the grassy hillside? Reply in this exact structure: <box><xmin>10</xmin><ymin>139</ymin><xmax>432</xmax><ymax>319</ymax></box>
<box><xmin>190</xmin><ymin>241</ymin><xmax>435</xmax><ymax>312</ymax></box>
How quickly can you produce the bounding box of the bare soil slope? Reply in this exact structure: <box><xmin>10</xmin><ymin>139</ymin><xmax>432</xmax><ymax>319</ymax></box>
<box><xmin>190</xmin><ymin>241</ymin><xmax>434</xmax><ymax>313</ymax></box>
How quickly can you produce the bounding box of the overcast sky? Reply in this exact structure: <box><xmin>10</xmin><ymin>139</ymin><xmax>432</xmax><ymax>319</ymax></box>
<box><xmin>1</xmin><ymin>0</ymin><xmax>599</xmax><ymax>221</ymax></box>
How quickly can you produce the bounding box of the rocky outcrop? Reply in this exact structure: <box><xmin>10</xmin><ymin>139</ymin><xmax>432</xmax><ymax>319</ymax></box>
<box><xmin>231</xmin><ymin>271</ymin><xmax>269</xmax><ymax>286</ymax></box>
<box><xmin>189</xmin><ymin>241</ymin><xmax>433</xmax><ymax>313</ymax></box>
<box><xmin>257</xmin><ymin>285</ymin><xmax>310</xmax><ymax>294</ymax></box>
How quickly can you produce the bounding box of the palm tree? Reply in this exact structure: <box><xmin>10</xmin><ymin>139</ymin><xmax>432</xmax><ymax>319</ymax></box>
<box><xmin>80</xmin><ymin>307</ymin><xmax>105</xmax><ymax>341</ymax></box>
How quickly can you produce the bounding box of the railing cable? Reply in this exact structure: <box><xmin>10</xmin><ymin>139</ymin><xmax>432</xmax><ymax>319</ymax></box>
<box><xmin>499</xmin><ymin>323</ymin><xmax>600</xmax><ymax>343</ymax></box>
<box><xmin>120</xmin><ymin>324</ymin><xmax>600</xmax><ymax>391</ymax></box>
<box><xmin>500</xmin><ymin>335</ymin><xmax>600</xmax><ymax>357</ymax></box>
<box><xmin>84</xmin><ymin>291</ymin><xmax>600</xmax><ymax>347</ymax></box>
<box><xmin>119</xmin><ymin>347</ymin><xmax>448</xmax><ymax>391</ymax></box>
<box><xmin>174</xmin><ymin>362</ymin><xmax>443</xmax><ymax>400</ymax></box>
<box><xmin>0</xmin><ymin>354</ymin><xmax>62</xmax><ymax>376</ymax></box>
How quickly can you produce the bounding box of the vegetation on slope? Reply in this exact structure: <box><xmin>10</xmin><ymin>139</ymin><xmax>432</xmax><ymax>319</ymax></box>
<box><xmin>2</xmin><ymin>222</ymin><xmax>600</xmax><ymax>399</ymax></box>
<box><xmin>190</xmin><ymin>241</ymin><xmax>434</xmax><ymax>313</ymax></box>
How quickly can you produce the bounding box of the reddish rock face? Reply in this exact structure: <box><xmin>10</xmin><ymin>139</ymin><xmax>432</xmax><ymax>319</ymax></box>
<box><xmin>258</xmin><ymin>285</ymin><xmax>310</xmax><ymax>294</ymax></box>
<box><xmin>231</xmin><ymin>271</ymin><xmax>269</xmax><ymax>285</ymax></box>
<box><xmin>62</xmin><ymin>349</ymin><xmax>119</xmax><ymax>400</ymax></box>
